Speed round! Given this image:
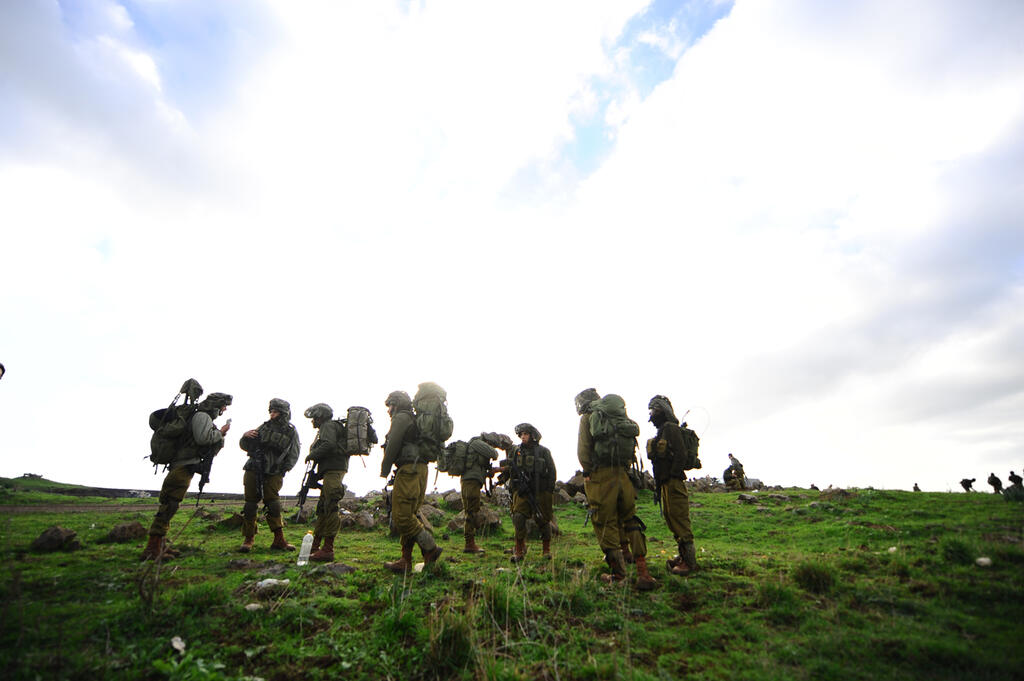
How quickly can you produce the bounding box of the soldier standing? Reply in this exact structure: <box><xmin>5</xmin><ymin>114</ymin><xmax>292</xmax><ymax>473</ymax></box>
<box><xmin>576</xmin><ymin>388</ymin><xmax>656</xmax><ymax>590</ymax></box>
<box><xmin>987</xmin><ymin>473</ymin><xmax>1004</xmax><ymax>494</ymax></box>
<box><xmin>647</xmin><ymin>395</ymin><xmax>698</xmax><ymax>576</ymax></box>
<box><xmin>498</xmin><ymin>424</ymin><xmax>556</xmax><ymax>562</ymax></box>
<box><xmin>301</xmin><ymin>403</ymin><xmax>348</xmax><ymax>562</ymax></box>
<box><xmin>380</xmin><ymin>390</ymin><xmax>443</xmax><ymax>573</ymax></box>
<box><xmin>141</xmin><ymin>391</ymin><xmax>232</xmax><ymax>561</ymax></box>
<box><xmin>238</xmin><ymin>398</ymin><xmax>301</xmax><ymax>553</ymax></box>
<box><xmin>457</xmin><ymin>433</ymin><xmax>502</xmax><ymax>554</ymax></box>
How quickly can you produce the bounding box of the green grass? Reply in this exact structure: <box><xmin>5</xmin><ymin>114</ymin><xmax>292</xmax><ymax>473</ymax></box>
<box><xmin>0</xmin><ymin>483</ymin><xmax>1021</xmax><ymax>680</ymax></box>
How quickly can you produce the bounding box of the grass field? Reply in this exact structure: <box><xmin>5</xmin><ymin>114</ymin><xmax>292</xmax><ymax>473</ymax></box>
<box><xmin>0</xmin><ymin>476</ymin><xmax>1021</xmax><ymax>680</ymax></box>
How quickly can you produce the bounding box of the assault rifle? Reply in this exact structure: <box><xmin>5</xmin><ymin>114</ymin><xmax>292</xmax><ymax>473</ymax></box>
<box><xmin>508</xmin><ymin>463</ymin><xmax>546</xmax><ymax>528</ymax></box>
<box><xmin>293</xmin><ymin>461</ymin><xmax>322</xmax><ymax>520</ymax></box>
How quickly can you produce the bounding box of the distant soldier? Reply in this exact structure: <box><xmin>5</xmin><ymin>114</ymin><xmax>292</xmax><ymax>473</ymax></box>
<box><xmin>237</xmin><ymin>398</ymin><xmax>301</xmax><ymax>553</ymax></box>
<box><xmin>380</xmin><ymin>390</ymin><xmax>443</xmax><ymax>573</ymax></box>
<box><xmin>723</xmin><ymin>453</ymin><xmax>745</xmax><ymax>491</ymax></box>
<box><xmin>960</xmin><ymin>478</ymin><xmax>975</xmax><ymax>492</ymax></box>
<box><xmin>1009</xmin><ymin>471</ymin><xmax>1023</xmax><ymax>487</ymax></box>
<box><xmin>577</xmin><ymin>388</ymin><xmax>656</xmax><ymax>590</ymax></box>
<box><xmin>142</xmin><ymin>391</ymin><xmax>232</xmax><ymax>561</ymax></box>
<box><xmin>987</xmin><ymin>473</ymin><xmax>1003</xmax><ymax>494</ymax></box>
<box><xmin>913</xmin><ymin>483</ymin><xmax>921</xmax><ymax>492</ymax></box>
<box><xmin>0</xmin><ymin>362</ymin><xmax>5</xmax><ymax>380</ymax></box>
<box><xmin>647</xmin><ymin>395</ymin><xmax>698</xmax><ymax>577</ymax></box>
<box><xmin>497</xmin><ymin>423</ymin><xmax>556</xmax><ymax>562</ymax></box>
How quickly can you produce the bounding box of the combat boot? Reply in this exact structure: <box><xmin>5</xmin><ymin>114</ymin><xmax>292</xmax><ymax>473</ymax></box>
<box><xmin>270</xmin><ymin>528</ymin><xmax>296</xmax><ymax>551</ymax></box>
<box><xmin>542</xmin><ymin>538</ymin><xmax>552</xmax><ymax>560</ymax></box>
<box><xmin>384</xmin><ymin>537</ymin><xmax>415</xmax><ymax>573</ymax></box>
<box><xmin>635</xmin><ymin>555</ymin><xmax>658</xmax><ymax>591</ymax></box>
<box><xmin>670</xmin><ymin>541</ymin><xmax>697</xmax><ymax>576</ymax></box>
<box><xmin>310</xmin><ymin>533</ymin><xmax>322</xmax><ymax>553</ymax></box>
<box><xmin>463</xmin><ymin>537</ymin><xmax>484</xmax><ymax>554</ymax></box>
<box><xmin>238</xmin><ymin>534</ymin><xmax>255</xmax><ymax>553</ymax></box>
<box><xmin>310</xmin><ymin>536</ymin><xmax>335</xmax><ymax>563</ymax></box>
<box><xmin>139</xmin><ymin>535</ymin><xmax>164</xmax><ymax>561</ymax></box>
<box><xmin>600</xmin><ymin>549</ymin><xmax>627</xmax><ymax>584</ymax></box>
<box><xmin>510</xmin><ymin>538</ymin><xmax>527</xmax><ymax>564</ymax></box>
<box><xmin>417</xmin><ymin>529</ymin><xmax>444</xmax><ymax>565</ymax></box>
<box><xmin>621</xmin><ymin>541</ymin><xmax>635</xmax><ymax>564</ymax></box>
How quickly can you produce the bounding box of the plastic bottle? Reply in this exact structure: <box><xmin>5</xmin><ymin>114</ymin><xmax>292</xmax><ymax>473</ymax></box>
<box><xmin>297</xmin><ymin>531</ymin><xmax>314</xmax><ymax>566</ymax></box>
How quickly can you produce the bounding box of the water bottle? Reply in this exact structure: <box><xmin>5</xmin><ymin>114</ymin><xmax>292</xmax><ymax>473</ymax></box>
<box><xmin>297</xmin><ymin>531</ymin><xmax>314</xmax><ymax>566</ymax></box>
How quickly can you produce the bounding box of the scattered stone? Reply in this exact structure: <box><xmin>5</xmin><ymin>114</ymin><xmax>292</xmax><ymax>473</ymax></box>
<box><xmin>572</xmin><ymin>492</ymin><xmax>588</xmax><ymax>506</ymax></box>
<box><xmin>99</xmin><ymin>521</ymin><xmax>146</xmax><ymax>544</ymax></box>
<box><xmin>255</xmin><ymin>578</ymin><xmax>290</xmax><ymax>597</ymax></box>
<box><xmin>736</xmin><ymin>494</ymin><xmax>758</xmax><ymax>504</ymax></box>
<box><xmin>420</xmin><ymin>504</ymin><xmax>445</xmax><ymax>524</ymax></box>
<box><xmin>488</xmin><ymin>487</ymin><xmax>511</xmax><ymax>508</ymax></box>
<box><xmin>447</xmin><ymin>507</ymin><xmax>502</xmax><ymax>534</ymax></box>
<box><xmin>821</xmin><ymin>488</ymin><xmax>856</xmax><ymax>501</ymax></box>
<box><xmin>259</xmin><ymin>563</ymin><xmax>288</xmax><ymax>576</ymax></box>
<box><xmin>338</xmin><ymin>497</ymin><xmax>363</xmax><ymax>513</ymax></box>
<box><xmin>31</xmin><ymin>526</ymin><xmax>81</xmax><ymax>552</ymax></box>
<box><xmin>352</xmin><ymin>511</ymin><xmax>376</xmax><ymax>529</ymax></box>
<box><xmin>976</xmin><ymin>557</ymin><xmax>992</xmax><ymax>567</ymax></box>
<box><xmin>245</xmin><ymin>603</ymin><xmax>263</xmax><ymax>612</ymax></box>
<box><xmin>443</xmin><ymin>491</ymin><xmax>464</xmax><ymax>512</ymax></box>
<box><xmin>216</xmin><ymin>513</ymin><xmax>245</xmax><ymax>530</ymax></box>
<box><xmin>766</xmin><ymin>494</ymin><xmax>789</xmax><ymax>502</ymax></box>
<box><xmin>565</xmin><ymin>471</ymin><xmax>586</xmax><ymax>497</ymax></box>
<box><xmin>554</xmin><ymin>488</ymin><xmax>573</xmax><ymax>506</ymax></box>
<box><xmin>755</xmin><ymin>506</ymin><xmax>772</xmax><ymax>513</ymax></box>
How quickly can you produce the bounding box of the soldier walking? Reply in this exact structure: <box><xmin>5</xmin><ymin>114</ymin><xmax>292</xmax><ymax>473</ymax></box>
<box><xmin>576</xmin><ymin>388</ymin><xmax>657</xmax><ymax>590</ymax></box>
<box><xmin>238</xmin><ymin>398</ymin><xmax>301</xmax><ymax>553</ymax></box>
<box><xmin>988</xmin><ymin>473</ymin><xmax>1004</xmax><ymax>494</ymax></box>
<box><xmin>142</xmin><ymin>391</ymin><xmax>232</xmax><ymax>560</ymax></box>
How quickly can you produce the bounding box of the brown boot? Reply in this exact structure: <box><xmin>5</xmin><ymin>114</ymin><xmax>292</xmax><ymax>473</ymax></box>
<box><xmin>310</xmin><ymin>536</ymin><xmax>335</xmax><ymax>562</ymax></box>
<box><xmin>140</xmin><ymin>535</ymin><xmax>164</xmax><ymax>561</ymax></box>
<box><xmin>238</xmin><ymin>535</ymin><xmax>255</xmax><ymax>553</ymax></box>
<box><xmin>670</xmin><ymin>541</ymin><xmax>696</xmax><ymax>575</ymax></box>
<box><xmin>270</xmin><ymin>528</ymin><xmax>296</xmax><ymax>551</ymax></box>
<box><xmin>542</xmin><ymin>538</ymin><xmax>552</xmax><ymax>560</ymax></box>
<box><xmin>621</xmin><ymin>541</ymin><xmax>635</xmax><ymax>564</ymax></box>
<box><xmin>310</xmin><ymin>534</ymin><xmax>322</xmax><ymax>553</ymax></box>
<box><xmin>384</xmin><ymin>537</ymin><xmax>415</xmax><ymax>573</ymax></box>
<box><xmin>599</xmin><ymin>549</ymin><xmax>627</xmax><ymax>584</ymax></box>
<box><xmin>635</xmin><ymin>555</ymin><xmax>658</xmax><ymax>591</ymax></box>
<box><xmin>417</xmin><ymin>529</ymin><xmax>443</xmax><ymax>565</ymax></box>
<box><xmin>510</xmin><ymin>538</ymin><xmax>527</xmax><ymax>564</ymax></box>
<box><xmin>463</xmin><ymin>537</ymin><xmax>484</xmax><ymax>554</ymax></box>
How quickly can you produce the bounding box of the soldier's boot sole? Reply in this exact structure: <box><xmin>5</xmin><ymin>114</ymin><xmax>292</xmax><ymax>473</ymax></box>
<box><xmin>309</xmin><ymin>549</ymin><xmax>335</xmax><ymax>563</ymax></box>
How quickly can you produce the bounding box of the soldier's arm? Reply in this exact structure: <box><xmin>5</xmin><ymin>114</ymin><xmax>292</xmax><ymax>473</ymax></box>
<box><xmin>281</xmin><ymin>426</ymin><xmax>301</xmax><ymax>472</ymax></box>
<box><xmin>577</xmin><ymin>414</ymin><xmax>594</xmax><ymax>475</ymax></box>
<box><xmin>191</xmin><ymin>411</ymin><xmax>224</xmax><ymax>447</ymax></box>
<box><xmin>381</xmin><ymin>412</ymin><xmax>412</xmax><ymax>477</ymax></box>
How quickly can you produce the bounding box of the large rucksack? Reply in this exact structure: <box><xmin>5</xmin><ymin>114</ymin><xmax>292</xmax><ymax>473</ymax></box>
<box><xmin>439</xmin><ymin>441</ymin><xmax>469</xmax><ymax>475</ymax></box>
<box><xmin>413</xmin><ymin>382</ymin><xmax>454</xmax><ymax>461</ymax></box>
<box><xmin>589</xmin><ymin>394</ymin><xmax>640</xmax><ymax>468</ymax></box>
<box><xmin>343</xmin><ymin>406</ymin><xmax>377</xmax><ymax>455</ymax></box>
<box><xmin>148</xmin><ymin>380</ymin><xmax>204</xmax><ymax>466</ymax></box>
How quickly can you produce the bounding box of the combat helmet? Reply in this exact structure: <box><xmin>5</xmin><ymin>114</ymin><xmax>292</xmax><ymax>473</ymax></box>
<box><xmin>268</xmin><ymin>397</ymin><xmax>291</xmax><ymax>419</ymax></box>
<box><xmin>514</xmin><ymin>423</ymin><xmax>542</xmax><ymax>442</ymax></box>
<box><xmin>574</xmin><ymin>388</ymin><xmax>600</xmax><ymax>415</ymax></box>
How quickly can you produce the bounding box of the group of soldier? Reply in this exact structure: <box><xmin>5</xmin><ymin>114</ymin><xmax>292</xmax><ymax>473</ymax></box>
<box><xmin>140</xmin><ymin>384</ymin><xmax>702</xmax><ymax>590</ymax></box>
<box><xmin>960</xmin><ymin>472</ymin><xmax>1023</xmax><ymax>495</ymax></box>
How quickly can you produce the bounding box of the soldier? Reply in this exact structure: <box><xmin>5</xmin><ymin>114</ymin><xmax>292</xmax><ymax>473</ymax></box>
<box><xmin>301</xmin><ymin>403</ymin><xmax>347</xmax><ymax>562</ymax></box>
<box><xmin>1009</xmin><ymin>471</ymin><xmax>1023</xmax><ymax>487</ymax></box>
<box><xmin>960</xmin><ymin>478</ymin><xmax>975</xmax><ymax>492</ymax></box>
<box><xmin>457</xmin><ymin>433</ymin><xmax>502</xmax><ymax>554</ymax></box>
<box><xmin>987</xmin><ymin>473</ymin><xmax>1003</xmax><ymax>494</ymax></box>
<box><xmin>237</xmin><ymin>398</ymin><xmax>301</xmax><ymax>553</ymax></box>
<box><xmin>497</xmin><ymin>423</ymin><xmax>556</xmax><ymax>562</ymax></box>
<box><xmin>647</xmin><ymin>395</ymin><xmax>699</xmax><ymax>576</ymax></box>
<box><xmin>913</xmin><ymin>483</ymin><xmax>921</xmax><ymax>492</ymax></box>
<box><xmin>723</xmin><ymin>453</ymin><xmax>745</xmax><ymax>491</ymax></box>
<box><xmin>380</xmin><ymin>390</ymin><xmax>443</xmax><ymax>573</ymax></box>
<box><xmin>576</xmin><ymin>388</ymin><xmax>656</xmax><ymax>590</ymax></box>
<box><xmin>141</xmin><ymin>391</ymin><xmax>232</xmax><ymax>560</ymax></box>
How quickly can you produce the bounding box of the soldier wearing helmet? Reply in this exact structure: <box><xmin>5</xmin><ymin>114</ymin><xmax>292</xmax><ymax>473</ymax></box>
<box><xmin>237</xmin><ymin>398</ymin><xmax>301</xmax><ymax>553</ymax></box>
<box><xmin>301</xmin><ymin>403</ymin><xmax>348</xmax><ymax>562</ymax></box>
<box><xmin>141</xmin><ymin>388</ymin><xmax>233</xmax><ymax>561</ymax></box>
<box><xmin>380</xmin><ymin>390</ymin><xmax>443</xmax><ymax>573</ymax></box>
<box><xmin>647</xmin><ymin>394</ymin><xmax>698</xmax><ymax>576</ymax></box>
<box><xmin>497</xmin><ymin>423</ymin><xmax>557</xmax><ymax>562</ymax></box>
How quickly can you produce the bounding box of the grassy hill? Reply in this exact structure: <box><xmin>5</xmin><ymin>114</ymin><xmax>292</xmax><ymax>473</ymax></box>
<box><xmin>0</xmin><ymin>479</ymin><xmax>1021</xmax><ymax>680</ymax></box>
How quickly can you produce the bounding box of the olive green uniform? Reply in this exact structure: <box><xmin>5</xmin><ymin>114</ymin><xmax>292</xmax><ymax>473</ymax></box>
<box><xmin>381</xmin><ymin>409</ymin><xmax>429</xmax><ymax>542</ymax></box>
<box><xmin>577</xmin><ymin>413</ymin><xmax>646</xmax><ymax>557</ymax></box>
<box><xmin>648</xmin><ymin>421</ymin><xmax>694</xmax><ymax>543</ymax></box>
<box><xmin>460</xmin><ymin>436</ymin><xmax>498</xmax><ymax>541</ymax></box>
<box><xmin>149</xmin><ymin>409</ymin><xmax>225</xmax><ymax>537</ymax></box>
<box><xmin>503</xmin><ymin>441</ymin><xmax>556</xmax><ymax>540</ymax></box>
<box><xmin>307</xmin><ymin>419</ymin><xmax>349</xmax><ymax>540</ymax></box>
<box><xmin>240</xmin><ymin>416</ymin><xmax>301</xmax><ymax>536</ymax></box>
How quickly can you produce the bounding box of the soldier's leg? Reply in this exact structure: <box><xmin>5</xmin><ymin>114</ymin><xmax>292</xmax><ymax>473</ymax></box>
<box><xmin>240</xmin><ymin>470</ymin><xmax>261</xmax><ymax>543</ymax></box>
<box><xmin>510</xmin><ymin>492</ymin><xmax>530</xmax><ymax>562</ymax></box>
<box><xmin>617</xmin><ymin>470</ymin><xmax>647</xmax><ymax>560</ymax></box>
<box><xmin>538</xmin><ymin>491</ymin><xmax>554</xmax><ymax>558</ymax></box>
<box><xmin>149</xmin><ymin>466</ymin><xmax>195</xmax><ymax>537</ymax></box>
<box><xmin>263</xmin><ymin>475</ymin><xmax>294</xmax><ymax>550</ymax></box>
<box><xmin>311</xmin><ymin>471</ymin><xmax>344</xmax><ymax>561</ymax></box>
<box><xmin>663</xmin><ymin>478</ymin><xmax>696</xmax><ymax>574</ymax></box>
<box><xmin>461</xmin><ymin>479</ymin><xmax>483</xmax><ymax>553</ymax></box>
<box><xmin>585</xmin><ymin>468</ymin><xmax>622</xmax><ymax>553</ymax></box>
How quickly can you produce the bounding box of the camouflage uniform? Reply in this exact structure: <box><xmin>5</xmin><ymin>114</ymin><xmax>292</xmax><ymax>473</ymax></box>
<box><xmin>238</xmin><ymin>398</ymin><xmax>301</xmax><ymax>551</ymax></box>
<box><xmin>460</xmin><ymin>436</ymin><xmax>499</xmax><ymax>552</ymax></box>
<box><xmin>647</xmin><ymin>395</ymin><xmax>697</xmax><ymax>576</ymax></box>
<box><xmin>501</xmin><ymin>424</ymin><xmax>556</xmax><ymax>561</ymax></box>
<box><xmin>305</xmin><ymin>408</ymin><xmax>348</xmax><ymax>560</ymax></box>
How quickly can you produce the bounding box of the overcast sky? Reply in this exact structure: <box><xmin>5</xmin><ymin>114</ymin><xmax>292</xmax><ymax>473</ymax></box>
<box><xmin>2</xmin><ymin>0</ymin><xmax>1022</xmax><ymax>497</ymax></box>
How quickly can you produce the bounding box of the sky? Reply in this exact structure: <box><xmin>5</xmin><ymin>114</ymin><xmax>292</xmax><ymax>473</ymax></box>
<box><xmin>1</xmin><ymin>0</ymin><xmax>1022</xmax><ymax>497</ymax></box>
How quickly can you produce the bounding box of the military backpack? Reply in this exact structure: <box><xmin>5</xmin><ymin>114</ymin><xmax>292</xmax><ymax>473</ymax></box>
<box><xmin>148</xmin><ymin>379</ymin><xmax>204</xmax><ymax>466</ymax></box>
<box><xmin>439</xmin><ymin>441</ymin><xmax>470</xmax><ymax>475</ymax></box>
<box><xmin>412</xmin><ymin>382</ymin><xmax>454</xmax><ymax>462</ymax></box>
<box><xmin>343</xmin><ymin>406</ymin><xmax>377</xmax><ymax>455</ymax></box>
<box><xmin>680</xmin><ymin>427</ymin><xmax>702</xmax><ymax>470</ymax></box>
<box><xmin>589</xmin><ymin>394</ymin><xmax>640</xmax><ymax>468</ymax></box>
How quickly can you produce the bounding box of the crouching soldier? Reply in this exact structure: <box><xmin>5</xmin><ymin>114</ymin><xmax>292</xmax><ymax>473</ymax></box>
<box><xmin>142</xmin><ymin>391</ymin><xmax>232</xmax><ymax>560</ymax></box>
<box><xmin>238</xmin><ymin>398</ymin><xmax>301</xmax><ymax>552</ymax></box>
<box><xmin>380</xmin><ymin>390</ymin><xmax>443</xmax><ymax>573</ymax></box>
<box><xmin>647</xmin><ymin>395</ymin><xmax>698</xmax><ymax>576</ymax></box>
<box><xmin>302</xmin><ymin>403</ymin><xmax>347</xmax><ymax>562</ymax></box>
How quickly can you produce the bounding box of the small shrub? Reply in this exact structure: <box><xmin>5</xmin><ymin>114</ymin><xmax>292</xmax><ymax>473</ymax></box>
<box><xmin>428</xmin><ymin>609</ymin><xmax>474</xmax><ymax>673</ymax></box>
<box><xmin>792</xmin><ymin>561</ymin><xmax>836</xmax><ymax>594</ymax></box>
<box><xmin>940</xmin><ymin>538</ymin><xmax>973</xmax><ymax>565</ymax></box>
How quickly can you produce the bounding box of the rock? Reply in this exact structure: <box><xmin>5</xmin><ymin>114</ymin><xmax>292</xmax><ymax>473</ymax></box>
<box><xmin>525</xmin><ymin>516</ymin><xmax>560</xmax><ymax>539</ymax></box>
<box><xmin>745</xmin><ymin>478</ymin><xmax>766</xmax><ymax>491</ymax></box>
<box><xmin>573</xmin><ymin>492</ymin><xmax>588</xmax><ymax>506</ymax></box>
<box><xmin>216</xmin><ymin>513</ymin><xmax>245</xmax><ymax>530</ymax></box>
<box><xmin>736</xmin><ymin>494</ymin><xmax>758</xmax><ymax>504</ymax></box>
<box><xmin>443</xmin><ymin>491</ymin><xmax>464</xmax><ymax>512</ymax></box>
<box><xmin>314</xmin><ymin>563</ymin><xmax>357</xmax><ymax>575</ymax></box>
<box><xmin>553</xmin><ymin>488</ymin><xmax>573</xmax><ymax>506</ymax></box>
<box><xmin>31</xmin><ymin>526</ymin><xmax>81</xmax><ymax>552</ymax></box>
<box><xmin>259</xmin><ymin>563</ymin><xmax>289</xmax><ymax>576</ymax></box>
<box><xmin>255</xmin><ymin>578</ymin><xmax>290</xmax><ymax>597</ymax></box>
<box><xmin>766</xmin><ymin>494</ymin><xmax>789</xmax><ymax>501</ymax></box>
<box><xmin>99</xmin><ymin>522</ymin><xmax>146</xmax><ymax>544</ymax></box>
<box><xmin>352</xmin><ymin>511</ymin><xmax>376</xmax><ymax>529</ymax></box>
<box><xmin>565</xmin><ymin>471</ymin><xmax>587</xmax><ymax>497</ymax></box>
<box><xmin>292</xmin><ymin>506</ymin><xmax>314</xmax><ymax>523</ymax></box>
<box><xmin>976</xmin><ymin>557</ymin><xmax>992</xmax><ymax>567</ymax></box>
<box><xmin>244</xmin><ymin>603</ymin><xmax>263</xmax><ymax>612</ymax></box>
<box><xmin>338</xmin><ymin>498</ymin><xmax>363</xmax><ymax>513</ymax></box>
<box><xmin>420</xmin><ymin>504</ymin><xmax>445</xmax><ymax>524</ymax></box>
<box><xmin>488</xmin><ymin>487</ymin><xmax>511</xmax><ymax>508</ymax></box>
<box><xmin>447</xmin><ymin>507</ymin><xmax>502</xmax><ymax>535</ymax></box>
